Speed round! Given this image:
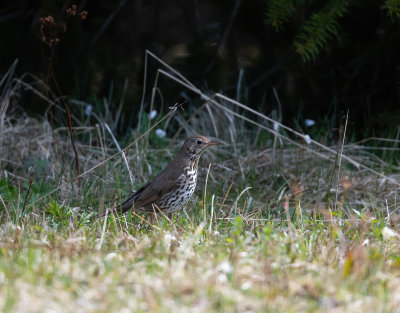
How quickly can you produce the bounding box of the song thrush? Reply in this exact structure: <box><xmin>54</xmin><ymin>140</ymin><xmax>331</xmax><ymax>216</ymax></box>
<box><xmin>101</xmin><ymin>135</ymin><xmax>219</xmax><ymax>217</ymax></box>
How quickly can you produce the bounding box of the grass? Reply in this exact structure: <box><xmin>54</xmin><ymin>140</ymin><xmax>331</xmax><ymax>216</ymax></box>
<box><xmin>1</xmin><ymin>54</ymin><xmax>400</xmax><ymax>312</ymax></box>
<box><xmin>1</xmin><ymin>207</ymin><xmax>400</xmax><ymax>312</ymax></box>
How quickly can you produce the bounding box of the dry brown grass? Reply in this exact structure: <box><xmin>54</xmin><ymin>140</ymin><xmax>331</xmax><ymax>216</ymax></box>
<box><xmin>1</xmin><ymin>53</ymin><xmax>400</xmax><ymax>312</ymax></box>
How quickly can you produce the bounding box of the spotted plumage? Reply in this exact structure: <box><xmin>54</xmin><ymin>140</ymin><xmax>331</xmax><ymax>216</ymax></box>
<box><xmin>100</xmin><ymin>135</ymin><xmax>219</xmax><ymax>216</ymax></box>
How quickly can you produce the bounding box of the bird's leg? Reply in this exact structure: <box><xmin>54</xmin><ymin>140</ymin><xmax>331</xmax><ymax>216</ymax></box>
<box><xmin>167</xmin><ymin>213</ymin><xmax>174</xmax><ymax>223</ymax></box>
<box><xmin>149</xmin><ymin>212</ymin><xmax>156</xmax><ymax>224</ymax></box>
<box><xmin>148</xmin><ymin>206</ymin><xmax>159</xmax><ymax>225</ymax></box>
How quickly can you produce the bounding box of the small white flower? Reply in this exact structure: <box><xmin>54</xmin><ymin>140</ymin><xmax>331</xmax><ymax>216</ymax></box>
<box><xmin>241</xmin><ymin>282</ymin><xmax>252</xmax><ymax>290</ymax></box>
<box><xmin>239</xmin><ymin>251</ymin><xmax>248</xmax><ymax>258</ymax></box>
<box><xmin>84</xmin><ymin>104</ymin><xmax>92</xmax><ymax>116</ymax></box>
<box><xmin>303</xmin><ymin>134</ymin><xmax>312</xmax><ymax>144</ymax></box>
<box><xmin>216</xmin><ymin>273</ymin><xmax>228</xmax><ymax>284</ymax></box>
<box><xmin>362</xmin><ymin>238</ymin><xmax>369</xmax><ymax>246</ymax></box>
<box><xmin>305</xmin><ymin>119</ymin><xmax>316</xmax><ymax>127</ymax></box>
<box><xmin>149</xmin><ymin>110</ymin><xmax>157</xmax><ymax>120</ymax></box>
<box><xmin>382</xmin><ymin>226</ymin><xmax>400</xmax><ymax>240</ymax></box>
<box><xmin>353</xmin><ymin>209</ymin><xmax>361</xmax><ymax>217</ymax></box>
<box><xmin>163</xmin><ymin>233</ymin><xmax>177</xmax><ymax>247</ymax></box>
<box><xmin>155</xmin><ymin>128</ymin><xmax>166</xmax><ymax>138</ymax></box>
<box><xmin>105</xmin><ymin>252</ymin><xmax>117</xmax><ymax>261</ymax></box>
<box><xmin>0</xmin><ymin>272</ymin><xmax>5</xmax><ymax>283</ymax></box>
<box><xmin>218</xmin><ymin>261</ymin><xmax>232</xmax><ymax>274</ymax></box>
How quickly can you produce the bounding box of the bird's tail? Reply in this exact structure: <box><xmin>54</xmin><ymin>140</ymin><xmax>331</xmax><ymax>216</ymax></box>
<box><xmin>98</xmin><ymin>194</ymin><xmax>136</xmax><ymax>218</ymax></box>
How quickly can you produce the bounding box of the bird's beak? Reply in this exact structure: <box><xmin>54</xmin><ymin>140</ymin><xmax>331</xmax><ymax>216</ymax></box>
<box><xmin>207</xmin><ymin>139</ymin><xmax>220</xmax><ymax>146</ymax></box>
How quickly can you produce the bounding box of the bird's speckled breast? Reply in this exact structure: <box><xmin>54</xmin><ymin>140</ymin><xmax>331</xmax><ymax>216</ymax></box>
<box><xmin>156</xmin><ymin>165</ymin><xmax>198</xmax><ymax>213</ymax></box>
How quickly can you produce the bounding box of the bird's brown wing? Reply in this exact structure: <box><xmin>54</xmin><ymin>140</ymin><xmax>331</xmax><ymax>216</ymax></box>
<box><xmin>99</xmin><ymin>159</ymin><xmax>183</xmax><ymax>217</ymax></box>
<box><xmin>133</xmin><ymin>166</ymin><xmax>180</xmax><ymax>211</ymax></box>
<box><xmin>115</xmin><ymin>162</ymin><xmax>182</xmax><ymax>213</ymax></box>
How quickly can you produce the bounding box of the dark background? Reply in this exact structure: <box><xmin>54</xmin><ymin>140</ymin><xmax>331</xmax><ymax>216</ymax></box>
<box><xmin>1</xmin><ymin>0</ymin><xmax>400</xmax><ymax>139</ymax></box>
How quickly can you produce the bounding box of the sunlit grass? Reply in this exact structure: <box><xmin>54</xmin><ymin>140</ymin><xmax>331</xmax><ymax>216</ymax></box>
<box><xmin>1</xmin><ymin>205</ymin><xmax>400</xmax><ymax>312</ymax></box>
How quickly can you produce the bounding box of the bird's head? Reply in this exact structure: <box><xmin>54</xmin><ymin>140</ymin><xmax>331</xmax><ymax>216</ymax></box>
<box><xmin>182</xmin><ymin>135</ymin><xmax>220</xmax><ymax>159</ymax></box>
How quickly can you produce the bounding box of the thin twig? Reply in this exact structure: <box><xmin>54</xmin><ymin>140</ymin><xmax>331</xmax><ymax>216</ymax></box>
<box><xmin>203</xmin><ymin>163</ymin><xmax>212</xmax><ymax>224</ymax></box>
<box><xmin>219</xmin><ymin>182</ymin><xmax>233</xmax><ymax>214</ymax></box>
<box><xmin>21</xmin><ymin>178</ymin><xmax>33</xmax><ymax>215</ymax></box>
<box><xmin>209</xmin><ymin>194</ymin><xmax>215</xmax><ymax>233</ymax></box>
<box><xmin>44</xmin><ymin>41</ymin><xmax>81</xmax><ymax>189</ymax></box>
<box><xmin>0</xmin><ymin>194</ymin><xmax>11</xmax><ymax>223</ymax></box>
<box><xmin>230</xmin><ymin>186</ymin><xmax>252</xmax><ymax>217</ymax></box>
<box><xmin>334</xmin><ymin>111</ymin><xmax>349</xmax><ymax>212</ymax></box>
<box><xmin>104</xmin><ymin>122</ymin><xmax>135</xmax><ymax>187</ymax></box>
<box><xmin>96</xmin><ymin>207</ymin><xmax>108</xmax><ymax>250</ymax></box>
<box><xmin>130</xmin><ymin>210</ymin><xmax>161</xmax><ymax>231</ymax></box>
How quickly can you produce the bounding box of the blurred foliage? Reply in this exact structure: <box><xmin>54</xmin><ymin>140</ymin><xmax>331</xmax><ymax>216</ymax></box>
<box><xmin>295</xmin><ymin>0</ymin><xmax>350</xmax><ymax>61</ymax></box>
<box><xmin>1</xmin><ymin>0</ymin><xmax>400</xmax><ymax>139</ymax></box>
<box><xmin>265</xmin><ymin>0</ymin><xmax>351</xmax><ymax>61</ymax></box>
<box><xmin>383</xmin><ymin>0</ymin><xmax>400</xmax><ymax>19</ymax></box>
<box><xmin>265</xmin><ymin>0</ymin><xmax>400</xmax><ymax>61</ymax></box>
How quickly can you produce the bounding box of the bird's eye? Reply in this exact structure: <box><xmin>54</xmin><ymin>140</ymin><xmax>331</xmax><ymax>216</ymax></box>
<box><xmin>196</xmin><ymin>140</ymin><xmax>202</xmax><ymax>145</ymax></box>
